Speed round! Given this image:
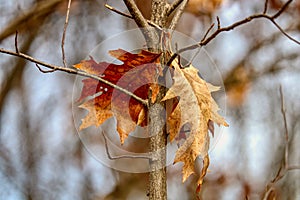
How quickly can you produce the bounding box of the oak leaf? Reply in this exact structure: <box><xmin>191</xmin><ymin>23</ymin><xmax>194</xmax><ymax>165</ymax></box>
<box><xmin>74</xmin><ymin>49</ymin><xmax>161</xmax><ymax>143</ymax></box>
<box><xmin>162</xmin><ymin>59</ymin><xmax>228</xmax><ymax>190</ymax></box>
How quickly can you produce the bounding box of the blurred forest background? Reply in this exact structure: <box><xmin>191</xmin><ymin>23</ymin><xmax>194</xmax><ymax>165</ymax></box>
<box><xmin>0</xmin><ymin>0</ymin><xmax>299</xmax><ymax>199</ymax></box>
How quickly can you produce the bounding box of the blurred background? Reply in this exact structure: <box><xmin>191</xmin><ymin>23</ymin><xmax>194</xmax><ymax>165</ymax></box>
<box><xmin>0</xmin><ymin>0</ymin><xmax>299</xmax><ymax>199</ymax></box>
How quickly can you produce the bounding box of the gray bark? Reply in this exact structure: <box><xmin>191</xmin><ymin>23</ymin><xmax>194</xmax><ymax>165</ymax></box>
<box><xmin>148</xmin><ymin>1</ymin><xmax>169</xmax><ymax>199</ymax></box>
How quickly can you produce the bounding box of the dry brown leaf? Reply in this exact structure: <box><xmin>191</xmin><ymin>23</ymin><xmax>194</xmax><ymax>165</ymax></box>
<box><xmin>162</xmin><ymin>59</ymin><xmax>228</xmax><ymax>190</ymax></box>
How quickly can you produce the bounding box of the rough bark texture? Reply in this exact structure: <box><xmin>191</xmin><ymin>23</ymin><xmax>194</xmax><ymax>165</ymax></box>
<box><xmin>150</xmin><ymin>0</ymin><xmax>168</xmax><ymax>28</ymax></box>
<box><xmin>148</xmin><ymin>90</ymin><xmax>167</xmax><ymax>200</ymax></box>
<box><xmin>148</xmin><ymin>1</ymin><xmax>169</xmax><ymax>199</ymax></box>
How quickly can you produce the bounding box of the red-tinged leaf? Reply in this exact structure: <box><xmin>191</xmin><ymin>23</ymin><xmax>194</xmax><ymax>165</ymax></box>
<box><xmin>74</xmin><ymin>49</ymin><xmax>161</xmax><ymax>143</ymax></box>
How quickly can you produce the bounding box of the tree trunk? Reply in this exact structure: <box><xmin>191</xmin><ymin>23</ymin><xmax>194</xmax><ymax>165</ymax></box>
<box><xmin>148</xmin><ymin>1</ymin><xmax>169</xmax><ymax>199</ymax></box>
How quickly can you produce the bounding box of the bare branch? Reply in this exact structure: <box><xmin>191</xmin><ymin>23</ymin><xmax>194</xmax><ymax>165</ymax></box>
<box><xmin>105</xmin><ymin>3</ymin><xmax>162</xmax><ymax>30</ymax></box>
<box><xmin>0</xmin><ymin>48</ymin><xmax>148</xmax><ymax>106</ymax></box>
<box><xmin>263</xmin><ymin>0</ymin><xmax>269</xmax><ymax>14</ymax></box>
<box><xmin>272</xmin><ymin>0</ymin><xmax>292</xmax><ymax>19</ymax></box>
<box><xmin>14</xmin><ymin>31</ymin><xmax>19</xmax><ymax>54</ymax></box>
<box><xmin>280</xmin><ymin>85</ymin><xmax>289</xmax><ymax>167</ymax></box>
<box><xmin>105</xmin><ymin>3</ymin><xmax>133</xmax><ymax>19</ymax></box>
<box><xmin>201</xmin><ymin>23</ymin><xmax>215</xmax><ymax>42</ymax></box>
<box><xmin>102</xmin><ymin>131</ymin><xmax>150</xmax><ymax>160</ymax></box>
<box><xmin>262</xmin><ymin>85</ymin><xmax>300</xmax><ymax>199</ymax></box>
<box><xmin>175</xmin><ymin>43</ymin><xmax>181</xmax><ymax>67</ymax></box>
<box><xmin>123</xmin><ymin>0</ymin><xmax>149</xmax><ymax>28</ymax></box>
<box><xmin>61</xmin><ymin>0</ymin><xmax>72</xmax><ymax>68</ymax></box>
<box><xmin>216</xmin><ymin>16</ymin><xmax>221</xmax><ymax>29</ymax></box>
<box><xmin>168</xmin><ymin>0</ymin><xmax>188</xmax><ymax>30</ymax></box>
<box><xmin>122</xmin><ymin>0</ymin><xmax>159</xmax><ymax>46</ymax></box>
<box><xmin>35</xmin><ymin>64</ymin><xmax>56</xmax><ymax>73</ymax></box>
<box><xmin>167</xmin><ymin>0</ymin><xmax>185</xmax><ymax>17</ymax></box>
<box><xmin>167</xmin><ymin>0</ymin><xmax>300</xmax><ymax>65</ymax></box>
<box><xmin>268</xmin><ymin>18</ymin><xmax>299</xmax><ymax>45</ymax></box>
<box><xmin>185</xmin><ymin>47</ymin><xmax>200</xmax><ymax>68</ymax></box>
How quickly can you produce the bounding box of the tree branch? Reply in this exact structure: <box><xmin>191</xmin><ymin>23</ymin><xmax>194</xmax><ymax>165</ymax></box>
<box><xmin>201</xmin><ymin>22</ymin><xmax>215</xmax><ymax>42</ymax></box>
<box><xmin>105</xmin><ymin>3</ymin><xmax>162</xmax><ymax>30</ymax></box>
<box><xmin>14</xmin><ymin>31</ymin><xmax>19</xmax><ymax>54</ymax></box>
<box><xmin>122</xmin><ymin>0</ymin><xmax>158</xmax><ymax>46</ymax></box>
<box><xmin>168</xmin><ymin>0</ymin><xmax>188</xmax><ymax>30</ymax></box>
<box><xmin>61</xmin><ymin>0</ymin><xmax>72</xmax><ymax>68</ymax></box>
<box><xmin>167</xmin><ymin>0</ymin><xmax>300</xmax><ymax>65</ymax></box>
<box><xmin>263</xmin><ymin>0</ymin><xmax>269</xmax><ymax>14</ymax></box>
<box><xmin>123</xmin><ymin>0</ymin><xmax>149</xmax><ymax>28</ymax></box>
<box><xmin>0</xmin><ymin>48</ymin><xmax>148</xmax><ymax>106</ymax></box>
<box><xmin>35</xmin><ymin>64</ymin><xmax>56</xmax><ymax>73</ymax></box>
<box><xmin>167</xmin><ymin>0</ymin><xmax>185</xmax><ymax>17</ymax></box>
<box><xmin>272</xmin><ymin>0</ymin><xmax>292</xmax><ymax>19</ymax></box>
<box><xmin>280</xmin><ymin>86</ymin><xmax>289</xmax><ymax>167</ymax></box>
<box><xmin>262</xmin><ymin>85</ymin><xmax>300</xmax><ymax>199</ymax></box>
<box><xmin>105</xmin><ymin>3</ymin><xmax>133</xmax><ymax>19</ymax></box>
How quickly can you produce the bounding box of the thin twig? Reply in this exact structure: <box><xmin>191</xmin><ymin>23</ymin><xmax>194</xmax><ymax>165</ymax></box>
<box><xmin>168</xmin><ymin>0</ymin><xmax>188</xmax><ymax>30</ymax></box>
<box><xmin>272</xmin><ymin>0</ymin><xmax>292</xmax><ymax>19</ymax></box>
<box><xmin>167</xmin><ymin>0</ymin><xmax>185</xmax><ymax>17</ymax></box>
<box><xmin>61</xmin><ymin>0</ymin><xmax>72</xmax><ymax>68</ymax></box>
<box><xmin>175</xmin><ymin>43</ymin><xmax>181</xmax><ymax>67</ymax></box>
<box><xmin>102</xmin><ymin>131</ymin><xmax>150</xmax><ymax>160</ymax></box>
<box><xmin>185</xmin><ymin>46</ymin><xmax>200</xmax><ymax>68</ymax></box>
<box><xmin>105</xmin><ymin>3</ymin><xmax>133</xmax><ymax>19</ymax></box>
<box><xmin>167</xmin><ymin>0</ymin><xmax>300</xmax><ymax>65</ymax></box>
<box><xmin>201</xmin><ymin>23</ymin><xmax>215</xmax><ymax>42</ymax></box>
<box><xmin>216</xmin><ymin>16</ymin><xmax>221</xmax><ymax>29</ymax></box>
<box><xmin>105</xmin><ymin>3</ymin><xmax>162</xmax><ymax>30</ymax></box>
<box><xmin>268</xmin><ymin>17</ymin><xmax>299</xmax><ymax>45</ymax></box>
<box><xmin>36</xmin><ymin>64</ymin><xmax>56</xmax><ymax>73</ymax></box>
<box><xmin>14</xmin><ymin>31</ymin><xmax>19</xmax><ymax>54</ymax></box>
<box><xmin>279</xmin><ymin>85</ymin><xmax>289</xmax><ymax>167</ymax></box>
<box><xmin>262</xmin><ymin>85</ymin><xmax>300</xmax><ymax>199</ymax></box>
<box><xmin>0</xmin><ymin>48</ymin><xmax>148</xmax><ymax>106</ymax></box>
<box><xmin>263</xmin><ymin>0</ymin><xmax>269</xmax><ymax>14</ymax></box>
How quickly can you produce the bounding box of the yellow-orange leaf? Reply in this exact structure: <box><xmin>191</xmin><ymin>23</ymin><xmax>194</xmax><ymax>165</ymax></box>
<box><xmin>162</xmin><ymin>59</ymin><xmax>228</xmax><ymax>189</ymax></box>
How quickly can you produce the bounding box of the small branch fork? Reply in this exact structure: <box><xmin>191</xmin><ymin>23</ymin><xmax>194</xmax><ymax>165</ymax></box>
<box><xmin>167</xmin><ymin>0</ymin><xmax>300</xmax><ymax>65</ymax></box>
<box><xmin>107</xmin><ymin>0</ymin><xmax>187</xmax><ymax>31</ymax></box>
<box><xmin>262</xmin><ymin>86</ymin><xmax>300</xmax><ymax>199</ymax></box>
